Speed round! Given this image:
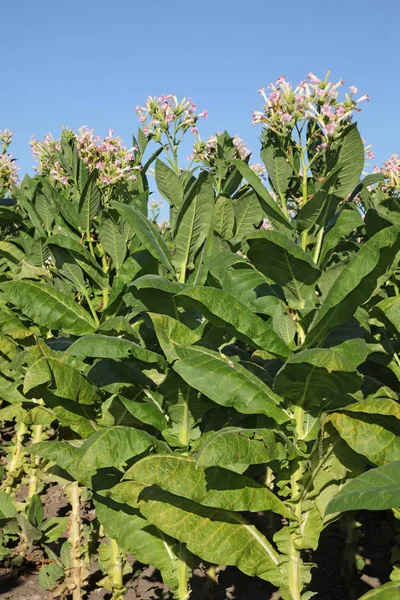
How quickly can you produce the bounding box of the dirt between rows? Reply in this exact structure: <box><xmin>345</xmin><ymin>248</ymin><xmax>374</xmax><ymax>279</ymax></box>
<box><xmin>0</xmin><ymin>483</ymin><xmax>392</xmax><ymax>599</ymax></box>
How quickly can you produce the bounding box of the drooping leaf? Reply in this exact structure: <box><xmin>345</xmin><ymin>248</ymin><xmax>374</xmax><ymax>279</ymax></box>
<box><xmin>66</xmin><ymin>334</ymin><xmax>163</xmax><ymax>364</ymax></box>
<box><xmin>123</xmin><ymin>454</ymin><xmax>292</xmax><ymax>517</ymax></box>
<box><xmin>155</xmin><ymin>159</ymin><xmax>183</xmax><ymax>207</ymax></box>
<box><xmin>172</xmin><ymin>345</ymin><xmax>290</xmax><ymax>424</ymax></box>
<box><xmin>99</xmin><ymin>219</ymin><xmax>127</xmax><ymax>270</ymax></box>
<box><xmin>325</xmin><ymin>461</ymin><xmax>400</xmax><ymax>514</ymax></box>
<box><xmin>78</xmin><ymin>169</ymin><xmax>101</xmax><ymax>232</ymax></box>
<box><xmin>2</xmin><ymin>281</ymin><xmax>96</xmax><ymax>335</ymax></box>
<box><xmin>177</xmin><ymin>286</ymin><xmax>291</xmax><ymax>357</ymax></box>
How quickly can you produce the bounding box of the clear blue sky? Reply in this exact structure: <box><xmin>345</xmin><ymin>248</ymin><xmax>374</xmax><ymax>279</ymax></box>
<box><xmin>2</xmin><ymin>0</ymin><xmax>399</xmax><ymax>185</ymax></box>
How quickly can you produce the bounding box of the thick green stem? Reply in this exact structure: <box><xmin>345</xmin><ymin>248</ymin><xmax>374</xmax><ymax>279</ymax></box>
<box><xmin>110</xmin><ymin>538</ymin><xmax>124</xmax><ymax>599</ymax></box>
<box><xmin>178</xmin><ymin>547</ymin><xmax>190</xmax><ymax>600</ymax></box>
<box><xmin>82</xmin><ymin>290</ymin><xmax>99</xmax><ymax>325</ymax></box>
<box><xmin>68</xmin><ymin>481</ymin><xmax>83</xmax><ymax>600</ymax></box>
<box><xmin>289</xmin><ymin>406</ymin><xmax>304</xmax><ymax>600</ymax></box>
<box><xmin>101</xmin><ymin>254</ymin><xmax>109</xmax><ymax>310</ymax></box>
<box><xmin>313</xmin><ymin>227</ymin><xmax>324</xmax><ymax>264</ymax></box>
<box><xmin>5</xmin><ymin>421</ymin><xmax>28</xmax><ymax>494</ymax></box>
<box><xmin>28</xmin><ymin>424</ymin><xmax>43</xmax><ymax>499</ymax></box>
<box><xmin>86</xmin><ymin>231</ymin><xmax>95</xmax><ymax>258</ymax></box>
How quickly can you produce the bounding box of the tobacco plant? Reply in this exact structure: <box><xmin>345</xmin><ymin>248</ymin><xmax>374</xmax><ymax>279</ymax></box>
<box><xmin>0</xmin><ymin>73</ymin><xmax>399</xmax><ymax>600</ymax></box>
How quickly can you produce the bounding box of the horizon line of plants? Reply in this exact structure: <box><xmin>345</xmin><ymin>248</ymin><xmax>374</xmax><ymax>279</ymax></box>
<box><xmin>0</xmin><ymin>72</ymin><xmax>399</xmax><ymax>600</ymax></box>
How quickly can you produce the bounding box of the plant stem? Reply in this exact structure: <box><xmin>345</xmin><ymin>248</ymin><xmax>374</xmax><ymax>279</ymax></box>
<box><xmin>69</xmin><ymin>481</ymin><xmax>83</xmax><ymax>600</ymax></box>
<box><xmin>110</xmin><ymin>538</ymin><xmax>124</xmax><ymax>599</ymax></box>
<box><xmin>5</xmin><ymin>421</ymin><xmax>28</xmax><ymax>494</ymax></box>
<box><xmin>313</xmin><ymin>227</ymin><xmax>324</xmax><ymax>264</ymax></box>
<box><xmin>82</xmin><ymin>290</ymin><xmax>99</xmax><ymax>325</ymax></box>
<box><xmin>101</xmin><ymin>253</ymin><xmax>109</xmax><ymax>309</ymax></box>
<box><xmin>178</xmin><ymin>546</ymin><xmax>189</xmax><ymax>600</ymax></box>
<box><xmin>27</xmin><ymin>424</ymin><xmax>43</xmax><ymax>499</ymax></box>
<box><xmin>289</xmin><ymin>405</ymin><xmax>304</xmax><ymax>600</ymax></box>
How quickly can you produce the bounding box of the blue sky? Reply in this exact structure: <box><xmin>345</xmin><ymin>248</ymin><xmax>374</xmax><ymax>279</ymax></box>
<box><xmin>2</xmin><ymin>0</ymin><xmax>399</xmax><ymax>187</ymax></box>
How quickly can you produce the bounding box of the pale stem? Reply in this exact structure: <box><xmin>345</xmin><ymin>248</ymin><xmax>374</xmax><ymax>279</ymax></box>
<box><xmin>289</xmin><ymin>405</ymin><xmax>304</xmax><ymax>600</ymax></box>
<box><xmin>313</xmin><ymin>227</ymin><xmax>324</xmax><ymax>264</ymax></box>
<box><xmin>5</xmin><ymin>421</ymin><xmax>28</xmax><ymax>494</ymax></box>
<box><xmin>178</xmin><ymin>547</ymin><xmax>190</xmax><ymax>600</ymax></box>
<box><xmin>28</xmin><ymin>424</ymin><xmax>43</xmax><ymax>499</ymax></box>
<box><xmin>68</xmin><ymin>481</ymin><xmax>83</xmax><ymax>600</ymax></box>
<box><xmin>110</xmin><ymin>538</ymin><xmax>124</xmax><ymax>599</ymax></box>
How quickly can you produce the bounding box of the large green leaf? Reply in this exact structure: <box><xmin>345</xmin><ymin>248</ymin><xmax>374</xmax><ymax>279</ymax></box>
<box><xmin>149</xmin><ymin>313</ymin><xmax>201</xmax><ymax>362</ymax></box>
<box><xmin>66</xmin><ymin>334</ymin><xmax>163</xmax><ymax>364</ymax></box>
<box><xmin>296</xmin><ymin>168</ymin><xmax>342</xmax><ymax>233</ymax></box>
<box><xmin>328</xmin><ymin>411</ymin><xmax>400</xmax><ymax>466</ymax></box>
<box><xmin>260</xmin><ymin>142</ymin><xmax>292</xmax><ymax>199</ymax></box>
<box><xmin>307</xmin><ymin>225</ymin><xmax>400</xmax><ymax>346</ymax></box>
<box><xmin>195</xmin><ymin>427</ymin><xmax>276</xmax><ymax>467</ymax></box>
<box><xmin>213</xmin><ymin>195</ymin><xmax>235</xmax><ymax>239</ymax></box>
<box><xmin>333</xmin><ymin>124</ymin><xmax>365</xmax><ymax>199</ymax></box>
<box><xmin>111</xmin><ymin>482</ymin><xmax>284</xmax><ymax>586</ymax></box>
<box><xmin>233</xmin><ymin>159</ymin><xmax>291</xmax><ymax>232</ymax></box>
<box><xmin>173</xmin><ymin>172</ymin><xmax>214</xmax><ymax>276</ymax></box>
<box><xmin>31</xmin><ymin>426</ymin><xmax>157</xmax><ymax>485</ymax></box>
<box><xmin>177</xmin><ymin>286</ymin><xmax>290</xmax><ymax>357</ymax></box>
<box><xmin>94</xmin><ymin>495</ymin><xmax>183</xmax><ymax>591</ymax></box>
<box><xmin>319</xmin><ymin>205</ymin><xmax>364</xmax><ymax>267</ymax></box>
<box><xmin>155</xmin><ymin>159</ymin><xmax>183</xmax><ymax>207</ymax></box>
<box><xmin>2</xmin><ymin>281</ymin><xmax>96</xmax><ymax>335</ymax></box>
<box><xmin>274</xmin><ymin>341</ymin><xmax>365</xmax><ymax>413</ymax></box>
<box><xmin>24</xmin><ymin>342</ymin><xmax>99</xmax><ymax>405</ymax></box>
<box><xmin>247</xmin><ymin>230</ymin><xmax>320</xmax><ymax>307</ymax></box>
<box><xmin>99</xmin><ymin>219</ymin><xmax>127</xmax><ymax>270</ymax></box>
<box><xmin>232</xmin><ymin>190</ymin><xmax>264</xmax><ymax>240</ymax></box>
<box><xmin>78</xmin><ymin>169</ymin><xmax>101</xmax><ymax>232</ymax></box>
<box><xmin>46</xmin><ymin>234</ymin><xmax>108</xmax><ymax>288</ymax></box>
<box><xmin>123</xmin><ymin>454</ymin><xmax>292</xmax><ymax>517</ymax></box>
<box><xmin>358</xmin><ymin>582</ymin><xmax>400</xmax><ymax>599</ymax></box>
<box><xmin>111</xmin><ymin>202</ymin><xmax>174</xmax><ymax>272</ymax></box>
<box><xmin>372</xmin><ymin>296</ymin><xmax>400</xmax><ymax>334</ymax></box>
<box><xmin>325</xmin><ymin>461</ymin><xmax>400</xmax><ymax>514</ymax></box>
<box><xmin>172</xmin><ymin>345</ymin><xmax>290</xmax><ymax>424</ymax></box>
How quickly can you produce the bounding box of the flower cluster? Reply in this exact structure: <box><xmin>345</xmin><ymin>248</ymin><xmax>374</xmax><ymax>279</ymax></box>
<box><xmin>135</xmin><ymin>95</ymin><xmax>207</xmax><ymax>143</ymax></box>
<box><xmin>374</xmin><ymin>154</ymin><xmax>400</xmax><ymax>192</ymax></box>
<box><xmin>252</xmin><ymin>73</ymin><xmax>369</xmax><ymax>140</ymax></box>
<box><xmin>30</xmin><ymin>128</ymin><xmax>140</xmax><ymax>187</ymax></box>
<box><xmin>191</xmin><ymin>134</ymin><xmax>251</xmax><ymax>162</ymax></box>
<box><xmin>0</xmin><ymin>130</ymin><xmax>20</xmax><ymax>192</ymax></box>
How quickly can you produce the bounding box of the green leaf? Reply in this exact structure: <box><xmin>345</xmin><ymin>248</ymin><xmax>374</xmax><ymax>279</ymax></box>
<box><xmin>38</xmin><ymin>563</ymin><xmax>65</xmax><ymax>590</ymax></box>
<box><xmin>213</xmin><ymin>195</ymin><xmax>235</xmax><ymax>239</ymax></box>
<box><xmin>233</xmin><ymin>159</ymin><xmax>291</xmax><ymax>232</ymax></box>
<box><xmin>78</xmin><ymin>169</ymin><xmax>101</xmax><ymax>232</ymax></box>
<box><xmin>173</xmin><ymin>172</ymin><xmax>214</xmax><ymax>275</ymax></box>
<box><xmin>111</xmin><ymin>482</ymin><xmax>283</xmax><ymax>586</ymax></box>
<box><xmin>247</xmin><ymin>230</ymin><xmax>320</xmax><ymax>307</ymax></box>
<box><xmin>333</xmin><ymin>124</ymin><xmax>365</xmax><ymax>199</ymax></box>
<box><xmin>27</xmin><ymin>494</ymin><xmax>44</xmax><ymax>527</ymax></box>
<box><xmin>173</xmin><ymin>345</ymin><xmax>290</xmax><ymax>424</ymax></box>
<box><xmin>177</xmin><ymin>286</ymin><xmax>291</xmax><ymax>357</ymax></box>
<box><xmin>66</xmin><ymin>334</ymin><xmax>163</xmax><ymax>364</ymax></box>
<box><xmin>2</xmin><ymin>281</ymin><xmax>96</xmax><ymax>335</ymax></box>
<box><xmin>274</xmin><ymin>342</ymin><xmax>365</xmax><ymax>413</ymax></box>
<box><xmin>155</xmin><ymin>159</ymin><xmax>183</xmax><ymax>207</ymax></box>
<box><xmin>123</xmin><ymin>454</ymin><xmax>292</xmax><ymax>517</ymax></box>
<box><xmin>296</xmin><ymin>168</ymin><xmax>342</xmax><ymax>233</ymax></box>
<box><xmin>358</xmin><ymin>582</ymin><xmax>400</xmax><ymax>599</ymax></box>
<box><xmin>372</xmin><ymin>296</ymin><xmax>400</xmax><ymax>334</ymax></box>
<box><xmin>328</xmin><ymin>411</ymin><xmax>400</xmax><ymax>466</ymax></box>
<box><xmin>94</xmin><ymin>495</ymin><xmax>181</xmax><ymax>590</ymax></box>
<box><xmin>195</xmin><ymin>427</ymin><xmax>276</xmax><ymax>467</ymax></box>
<box><xmin>326</xmin><ymin>461</ymin><xmax>400</xmax><ymax>514</ymax></box>
<box><xmin>24</xmin><ymin>342</ymin><xmax>99</xmax><ymax>405</ymax></box>
<box><xmin>260</xmin><ymin>142</ymin><xmax>292</xmax><ymax>199</ymax></box>
<box><xmin>319</xmin><ymin>206</ymin><xmax>364</xmax><ymax>266</ymax></box>
<box><xmin>111</xmin><ymin>202</ymin><xmax>174</xmax><ymax>272</ymax></box>
<box><xmin>0</xmin><ymin>492</ymin><xmax>17</xmax><ymax>520</ymax></box>
<box><xmin>99</xmin><ymin>219</ymin><xmax>127</xmax><ymax>270</ymax></box>
<box><xmin>0</xmin><ymin>241</ymin><xmax>25</xmax><ymax>265</ymax></box>
<box><xmin>233</xmin><ymin>190</ymin><xmax>263</xmax><ymax>240</ymax></box>
<box><xmin>46</xmin><ymin>234</ymin><xmax>108</xmax><ymax>288</ymax></box>
<box><xmin>149</xmin><ymin>313</ymin><xmax>201</xmax><ymax>362</ymax></box>
<box><xmin>307</xmin><ymin>225</ymin><xmax>400</xmax><ymax>346</ymax></box>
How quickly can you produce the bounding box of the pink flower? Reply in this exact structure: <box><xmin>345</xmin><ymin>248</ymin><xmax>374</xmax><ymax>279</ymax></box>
<box><xmin>276</xmin><ymin>75</ymin><xmax>286</xmax><ymax>85</ymax></box>
<box><xmin>308</xmin><ymin>72</ymin><xmax>320</xmax><ymax>83</ymax></box>
<box><xmin>356</xmin><ymin>93</ymin><xmax>370</xmax><ymax>103</ymax></box>
<box><xmin>321</xmin><ymin>103</ymin><xmax>333</xmax><ymax>116</ymax></box>
<box><xmin>323</xmin><ymin>122</ymin><xmax>337</xmax><ymax>136</ymax></box>
<box><xmin>282</xmin><ymin>113</ymin><xmax>293</xmax><ymax>122</ymax></box>
<box><xmin>336</xmin><ymin>106</ymin><xmax>346</xmax><ymax>117</ymax></box>
<box><xmin>199</xmin><ymin>110</ymin><xmax>208</xmax><ymax>119</ymax></box>
<box><xmin>269</xmin><ymin>91</ymin><xmax>279</xmax><ymax>102</ymax></box>
<box><xmin>349</xmin><ymin>86</ymin><xmax>358</xmax><ymax>94</ymax></box>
